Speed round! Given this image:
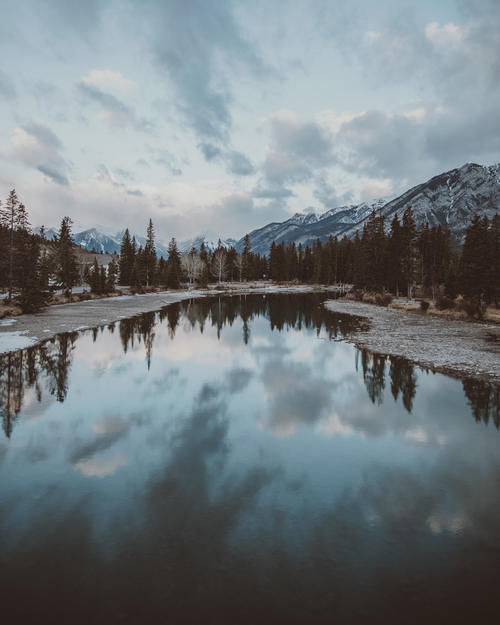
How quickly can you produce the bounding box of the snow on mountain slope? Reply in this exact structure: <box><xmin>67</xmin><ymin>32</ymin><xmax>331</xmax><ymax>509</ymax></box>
<box><xmin>178</xmin><ymin>231</ymin><xmax>237</xmax><ymax>253</ymax></box>
<box><xmin>237</xmin><ymin>163</ymin><xmax>500</xmax><ymax>254</ymax></box>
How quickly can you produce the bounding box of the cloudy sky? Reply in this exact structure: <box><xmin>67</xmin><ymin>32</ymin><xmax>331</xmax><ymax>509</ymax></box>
<box><xmin>0</xmin><ymin>0</ymin><xmax>499</xmax><ymax>241</ymax></box>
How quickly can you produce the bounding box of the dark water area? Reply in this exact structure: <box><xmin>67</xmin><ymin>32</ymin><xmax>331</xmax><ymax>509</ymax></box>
<box><xmin>1</xmin><ymin>293</ymin><xmax>500</xmax><ymax>624</ymax></box>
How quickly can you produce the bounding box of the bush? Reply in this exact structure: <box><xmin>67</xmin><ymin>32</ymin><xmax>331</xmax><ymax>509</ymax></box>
<box><xmin>351</xmin><ymin>289</ymin><xmax>365</xmax><ymax>302</ymax></box>
<box><xmin>419</xmin><ymin>300</ymin><xmax>430</xmax><ymax>312</ymax></box>
<box><xmin>435</xmin><ymin>295</ymin><xmax>455</xmax><ymax>310</ymax></box>
<box><xmin>456</xmin><ymin>297</ymin><xmax>485</xmax><ymax>320</ymax></box>
<box><xmin>374</xmin><ymin>292</ymin><xmax>393</xmax><ymax>307</ymax></box>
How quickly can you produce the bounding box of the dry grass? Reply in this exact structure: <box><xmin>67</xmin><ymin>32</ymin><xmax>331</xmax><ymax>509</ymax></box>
<box><xmin>0</xmin><ymin>301</ymin><xmax>23</xmax><ymax>318</ymax></box>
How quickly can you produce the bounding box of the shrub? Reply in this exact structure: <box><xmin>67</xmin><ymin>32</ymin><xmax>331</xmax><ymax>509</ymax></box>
<box><xmin>351</xmin><ymin>289</ymin><xmax>365</xmax><ymax>302</ymax></box>
<box><xmin>456</xmin><ymin>297</ymin><xmax>485</xmax><ymax>320</ymax></box>
<box><xmin>435</xmin><ymin>295</ymin><xmax>455</xmax><ymax>310</ymax></box>
<box><xmin>375</xmin><ymin>292</ymin><xmax>393</xmax><ymax>307</ymax></box>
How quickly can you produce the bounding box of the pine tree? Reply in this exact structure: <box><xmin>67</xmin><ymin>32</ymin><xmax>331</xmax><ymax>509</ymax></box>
<box><xmin>54</xmin><ymin>216</ymin><xmax>79</xmax><ymax>299</ymax></box>
<box><xmin>460</xmin><ymin>215</ymin><xmax>489</xmax><ymax>301</ymax></box>
<box><xmin>119</xmin><ymin>229</ymin><xmax>135</xmax><ymax>285</ymax></box>
<box><xmin>401</xmin><ymin>207</ymin><xmax>417</xmax><ymax>297</ymax></box>
<box><xmin>19</xmin><ymin>237</ymin><xmax>46</xmax><ymax>313</ymax></box>
<box><xmin>88</xmin><ymin>259</ymin><xmax>100</xmax><ymax>293</ymax></box>
<box><xmin>490</xmin><ymin>214</ymin><xmax>500</xmax><ymax>306</ymax></box>
<box><xmin>107</xmin><ymin>257</ymin><xmax>118</xmax><ymax>292</ymax></box>
<box><xmin>242</xmin><ymin>234</ymin><xmax>251</xmax><ymax>281</ymax></box>
<box><xmin>0</xmin><ymin>190</ymin><xmax>19</xmax><ymax>299</ymax></box>
<box><xmin>144</xmin><ymin>218</ymin><xmax>157</xmax><ymax>286</ymax></box>
<box><xmin>166</xmin><ymin>238</ymin><xmax>181</xmax><ymax>288</ymax></box>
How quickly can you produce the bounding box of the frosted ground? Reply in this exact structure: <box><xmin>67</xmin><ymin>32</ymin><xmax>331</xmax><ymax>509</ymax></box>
<box><xmin>325</xmin><ymin>299</ymin><xmax>500</xmax><ymax>383</ymax></box>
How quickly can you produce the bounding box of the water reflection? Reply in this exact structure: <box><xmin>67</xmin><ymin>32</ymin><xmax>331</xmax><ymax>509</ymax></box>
<box><xmin>1</xmin><ymin>294</ymin><xmax>497</xmax><ymax>439</ymax></box>
<box><xmin>1</xmin><ymin>293</ymin><xmax>500</xmax><ymax>622</ymax></box>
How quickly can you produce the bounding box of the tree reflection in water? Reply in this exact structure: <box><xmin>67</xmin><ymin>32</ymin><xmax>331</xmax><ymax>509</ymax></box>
<box><xmin>0</xmin><ymin>293</ymin><xmax>498</xmax><ymax>438</ymax></box>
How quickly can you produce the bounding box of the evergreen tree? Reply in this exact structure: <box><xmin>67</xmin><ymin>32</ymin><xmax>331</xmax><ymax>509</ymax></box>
<box><xmin>401</xmin><ymin>207</ymin><xmax>417</xmax><ymax>297</ymax></box>
<box><xmin>166</xmin><ymin>238</ymin><xmax>181</xmax><ymax>288</ymax></box>
<box><xmin>490</xmin><ymin>214</ymin><xmax>500</xmax><ymax>306</ymax></box>
<box><xmin>119</xmin><ymin>229</ymin><xmax>135</xmax><ymax>285</ymax></box>
<box><xmin>135</xmin><ymin>246</ymin><xmax>147</xmax><ymax>286</ymax></box>
<box><xmin>144</xmin><ymin>218</ymin><xmax>157</xmax><ymax>286</ymax></box>
<box><xmin>0</xmin><ymin>190</ymin><xmax>19</xmax><ymax>299</ymax></box>
<box><xmin>54</xmin><ymin>216</ymin><xmax>79</xmax><ymax>299</ymax></box>
<box><xmin>88</xmin><ymin>259</ymin><xmax>100</xmax><ymax>293</ymax></box>
<box><xmin>107</xmin><ymin>257</ymin><xmax>118</xmax><ymax>291</ymax></box>
<box><xmin>19</xmin><ymin>237</ymin><xmax>46</xmax><ymax>313</ymax></box>
<box><xmin>226</xmin><ymin>247</ymin><xmax>237</xmax><ymax>281</ymax></box>
<box><xmin>242</xmin><ymin>234</ymin><xmax>251</xmax><ymax>281</ymax></box>
<box><xmin>460</xmin><ymin>215</ymin><xmax>490</xmax><ymax>301</ymax></box>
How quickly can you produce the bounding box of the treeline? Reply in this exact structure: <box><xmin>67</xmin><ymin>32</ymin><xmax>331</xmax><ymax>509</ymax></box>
<box><xmin>0</xmin><ymin>190</ymin><xmax>81</xmax><ymax>311</ymax></box>
<box><xmin>268</xmin><ymin>208</ymin><xmax>500</xmax><ymax>304</ymax></box>
<box><xmin>117</xmin><ymin>227</ymin><xmax>267</xmax><ymax>289</ymax></box>
<box><xmin>2</xmin><ymin>189</ymin><xmax>499</xmax><ymax>312</ymax></box>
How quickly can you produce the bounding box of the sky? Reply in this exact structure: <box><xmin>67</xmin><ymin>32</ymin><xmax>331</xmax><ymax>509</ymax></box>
<box><xmin>0</xmin><ymin>0</ymin><xmax>499</xmax><ymax>242</ymax></box>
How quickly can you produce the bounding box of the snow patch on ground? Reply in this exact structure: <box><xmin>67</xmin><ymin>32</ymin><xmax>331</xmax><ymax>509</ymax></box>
<box><xmin>324</xmin><ymin>299</ymin><xmax>500</xmax><ymax>383</ymax></box>
<box><xmin>0</xmin><ymin>318</ymin><xmax>16</xmax><ymax>326</ymax></box>
<box><xmin>0</xmin><ymin>331</ymin><xmax>38</xmax><ymax>353</ymax></box>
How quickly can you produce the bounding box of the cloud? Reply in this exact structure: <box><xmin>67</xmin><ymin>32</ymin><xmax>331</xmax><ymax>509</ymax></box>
<box><xmin>80</xmin><ymin>69</ymin><xmax>135</xmax><ymax>92</ymax></box>
<box><xmin>226</xmin><ymin>150</ymin><xmax>256</xmax><ymax>176</ymax></box>
<box><xmin>361</xmin><ymin>178</ymin><xmax>394</xmax><ymax>201</ymax></box>
<box><xmin>200</xmin><ymin>191</ymin><xmax>289</xmax><ymax>238</ymax></box>
<box><xmin>0</xmin><ymin>70</ymin><xmax>16</xmax><ymax>100</ymax></box>
<box><xmin>9</xmin><ymin>123</ymin><xmax>69</xmax><ymax>185</ymax></box>
<box><xmin>199</xmin><ymin>143</ymin><xmax>222</xmax><ymax>161</ymax></box>
<box><xmin>199</xmin><ymin>142</ymin><xmax>255</xmax><ymax>176</ymax></box>
<box><xmin>262</xmin><ymin>110</ymin><xmax>335</xmax><ymax>186</ymax></box>
<box><xmin>142</xmin><ymin>0</ymin><xmax>273</xmax><ymax>146</ymax></box>
<box><xmin>425</xmin><ymin>22</ymin><xmax>467</xmax><ymax>47</ymax></box>
<box><xmin>146</xmin><ymin>146</ymin><xmax>183</xmax><ymax>176</ymax></box>
<box><xmin>313</xmin><ymin>176</ymin><xmax>353</xmax><ymax>209</ymax></box>
<box><xmin>76</xmin><ymin>75</ymin><xmax>155</xmax><ymax>132</ymax></box>
<box><xmin>252</xmin><ymin>187</ymin><xmax>295</xmax><ymax>200</ymax></box>
<box><xmin>36</xmin><ymin>165</ymin><xmax>69</xmax><ymax>186</ymax></box>
<box><xmin>77</xmin><ymin>81</ymin><xmax>132</xmax><ymax>125</ymax></box>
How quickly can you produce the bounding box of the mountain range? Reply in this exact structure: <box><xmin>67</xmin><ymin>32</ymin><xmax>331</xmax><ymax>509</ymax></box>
<box><xmin>37</xmin><ymin>162</ymin><xmax>500</xmax><ymax>257</ymax></box>
<box><xmin>35</xmin><ymin>226</ymin><xmax>237</xmax><ymax>258</ymax></box>
<box><xmin>235</xmin><ymin>162</ymin><xmax>500</xmax><ymax>254</ymax></box>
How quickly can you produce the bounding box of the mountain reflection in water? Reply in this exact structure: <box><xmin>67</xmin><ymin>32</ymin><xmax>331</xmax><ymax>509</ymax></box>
<box><xmin>0</xmin><ymin>293</ymin><xmax>499</xmax><ymax>624</ymax></box>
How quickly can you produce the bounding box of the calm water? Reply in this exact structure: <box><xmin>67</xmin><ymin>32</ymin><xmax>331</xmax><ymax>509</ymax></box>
<box><xmin>1</xmin><ymin>293</ymin><xmax>499</xmax><ymax>624</ymax></box>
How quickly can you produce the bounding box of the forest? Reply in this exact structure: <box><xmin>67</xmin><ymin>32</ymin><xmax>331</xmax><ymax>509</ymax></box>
<box><xmin>1</xmin><ymin>189</ymin><xmax>499</xmax><ymax>313</ymax></box>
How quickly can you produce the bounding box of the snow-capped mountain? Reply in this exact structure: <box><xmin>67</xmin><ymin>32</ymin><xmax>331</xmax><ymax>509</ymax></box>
<box><xmin>235</xmin><ymin>198</ymin><xmax>388</xmax><ymax>254</ymax></box>
<box><xmin>73</xmin><ymin>228</ymin><xmax>122</xmax><ymax>255</ymax></box>
<box><xmin>178</xmin><ymin>232</ymin><xmax>237</xmax><ymax>254</ymax></box>
<box><xmin>37</xmin><ymin>162</ymin><xmax>500</xmax><ymax>259</ymax></box>
<box><xmin>341</xmin><ymin>162</ymin><xmax>500</xmax><ymax>243</ymax></box>
<box><xmin>236</xmin><ymin>163</ymin><xmax>500</xmax><ymax>254</ymax></box>
<box><xmin>65</xmin><ymin>228</ymin><xmax>168</xmax><ymax>258</ymax></box>
<box><xmin>34</xmin><ymin>226</ymin><xmax>58</xmax><ymax>241</ymax></box>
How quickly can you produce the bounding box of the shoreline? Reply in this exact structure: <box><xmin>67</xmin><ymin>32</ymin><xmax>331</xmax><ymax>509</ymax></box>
<box><xmin>0</xmin><ymin>283</ymin><xmax>335</xmax><ymax>355</ymax></box>
<box><xmin>324</xmin><ymin>299</ymin><xmax>500</xmax><ymax>385</ymax></box>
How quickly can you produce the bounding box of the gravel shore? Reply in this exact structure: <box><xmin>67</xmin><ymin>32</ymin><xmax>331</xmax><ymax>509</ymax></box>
<box><xmin>324</xmin><ymin>299</ymin><xmax>500</xmax><ymax>383</ymax></box>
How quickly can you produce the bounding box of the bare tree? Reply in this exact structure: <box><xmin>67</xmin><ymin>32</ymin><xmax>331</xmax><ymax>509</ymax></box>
<box><xmin>181</xmin><ymin>249</ymin><xmax>204</xmax><ymax>285</ymax></box>
<box><xmin>213</xmin><ymin>248</ymin><xmax>227</xmax><ymax>283</ymax></box>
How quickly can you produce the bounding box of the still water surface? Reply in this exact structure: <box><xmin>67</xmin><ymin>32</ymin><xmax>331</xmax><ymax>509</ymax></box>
<box><xmin>1</xmin><ymin>293</ymin><xmax>499</xmax><ymax>623</ymax></box>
